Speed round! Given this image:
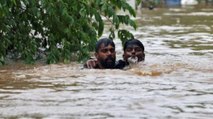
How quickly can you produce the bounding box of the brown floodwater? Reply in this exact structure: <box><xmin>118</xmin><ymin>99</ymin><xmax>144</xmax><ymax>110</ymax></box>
<box><xmin>0</xmin><ymin>6</ymin><xmax>213</xmax><ymax>118</ymax></box>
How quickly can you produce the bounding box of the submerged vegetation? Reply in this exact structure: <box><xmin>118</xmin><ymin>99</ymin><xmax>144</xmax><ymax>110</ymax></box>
<box><xmin>0</xmin><ymin>0</ymin><xmax>143</xmax><ymax>65</ymax></box>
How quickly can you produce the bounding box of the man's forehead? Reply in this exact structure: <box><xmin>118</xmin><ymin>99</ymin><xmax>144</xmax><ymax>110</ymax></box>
<box><xmin>99</xmin><ymin>43</ymin><xmax>115</xmax><ymax>49</ymax></box>
<box><xmin>126</xmin><ymin>44</ymin><xmax>141</xmax><ymax>48</ymax></box>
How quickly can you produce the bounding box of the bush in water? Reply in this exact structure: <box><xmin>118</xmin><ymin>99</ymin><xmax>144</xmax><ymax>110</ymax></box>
<box><xmin>0</xmin><ymin>0</ymin><xmax>141</xmax><ymax>64</ymax></box>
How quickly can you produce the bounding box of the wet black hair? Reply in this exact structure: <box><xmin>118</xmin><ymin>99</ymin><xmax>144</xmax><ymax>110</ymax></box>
<box><xmin>123</xmin><ymin>39</ymin><xmax>144</xmax><ymax>51</ymax></box>
<box><xmin>95</xmin><ymin>38</ymin><xmax>115</xmax><ymax>53</ymax></box>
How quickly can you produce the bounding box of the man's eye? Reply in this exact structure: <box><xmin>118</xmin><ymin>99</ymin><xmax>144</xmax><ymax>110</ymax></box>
<box><xmin>101</xmin><ymin>49</ymin><xmax>108</xmax><ymax>53</ymax></box>
<box><xmin>101</xmin><ymin>48</ymin><xmax>115</xmax><ymax>53</ymax></box>
<box><xmin>110</xmin><ymin>49</ymin><xmax>115</xmax><ymax>53</ymax></box>
<box><xmin>126</xmin><ymin>48</ymin><xmax>133</xmax><ymax>52</ymax></box>
<box><xmin>135</xmin><ymin>48</ymin><xmax>142</xmax><ymax>52</ymax></box>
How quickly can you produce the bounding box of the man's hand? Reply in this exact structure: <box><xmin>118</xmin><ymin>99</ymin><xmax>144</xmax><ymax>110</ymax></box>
<box><xmin>84</xmin><ymin>59</ymin><xmax>98</xmax><ymax>69</ymax></box>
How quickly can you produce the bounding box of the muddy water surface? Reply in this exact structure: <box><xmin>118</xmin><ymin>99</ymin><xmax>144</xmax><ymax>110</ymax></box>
<box><xmin>0</xmin><ymin>7</ymin><xmax>213</xmax><ymax>118</ymax></box>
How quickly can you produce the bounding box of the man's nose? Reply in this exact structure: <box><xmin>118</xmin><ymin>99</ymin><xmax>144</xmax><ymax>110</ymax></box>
<box><xmin>131</xmin><ymin>49</ymin><xmax>136</xmax><ymax>54</ymax></box>
<box><xmin>107</xmin><ymin>50</ymin><xmax>112</xmax><ymax>55</ymax></box>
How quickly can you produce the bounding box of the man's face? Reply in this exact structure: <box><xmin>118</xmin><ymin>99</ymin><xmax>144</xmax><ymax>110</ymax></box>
<box><xmin>95</xmin><ymin>43</ymin><xmax>116</xmax><ymax>68</ymax></box>
<box><xmin>123</xmin><ymin>44</ymin><xmax>145</xmax><ymax>63</ymax></box>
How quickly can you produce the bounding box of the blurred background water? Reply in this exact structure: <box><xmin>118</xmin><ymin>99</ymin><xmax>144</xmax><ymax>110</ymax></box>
<box><xmin>0</xmin><ymin>2</ymin><xmax>213</xmax><ymax>119</ymax></box>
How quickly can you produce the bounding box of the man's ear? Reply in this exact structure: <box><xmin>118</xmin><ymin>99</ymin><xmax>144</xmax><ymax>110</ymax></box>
<box><xmin>143</xmin><ymin>52</ymin><xmax>145</xmax><ymax>60</ymax></box>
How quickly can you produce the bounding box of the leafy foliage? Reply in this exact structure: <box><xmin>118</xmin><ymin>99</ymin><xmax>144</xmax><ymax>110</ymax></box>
<box><xmin>0</xmin><ymin>0</ymin><xmax>141</xmax><ymax>65</ymax></box>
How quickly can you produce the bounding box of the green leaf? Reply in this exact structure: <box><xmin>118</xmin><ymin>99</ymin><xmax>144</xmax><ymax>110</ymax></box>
<box><xmin>118</xmin><ymin>29</ymin><xmax>134</xmax><ymax>46</ymax></box>
<box><xmin>128</xmin><ymin>19</ymin><xmax>137</xmax><ymax>30</ymax></box>
<box><xmin>98</xmin><ymin>19</ymin><xmax>104</xmax><ymax>37</ymax></box>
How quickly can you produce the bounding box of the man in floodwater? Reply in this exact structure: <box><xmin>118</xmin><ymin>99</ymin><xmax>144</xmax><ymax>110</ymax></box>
<box><xmin>84</xmin><ymin>38</ymin><xmax>116</xmax><ymax>69</ymax></box>
<box><xmin>115</xmin><ymin>38</ymin><xmax>145</xmax><ymax>69</ymax></box>
<box><xmin>84</xmin><ymin>38</ymin><xmax>145</xmax><ymax>69</ymax></box>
